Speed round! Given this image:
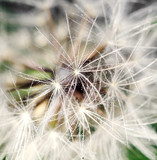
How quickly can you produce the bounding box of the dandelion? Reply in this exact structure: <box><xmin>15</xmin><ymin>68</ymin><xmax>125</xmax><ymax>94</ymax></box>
<box><xmin>0</xmin><ymin>0</ymin><xmax>157</xmax><ymax>160</ymax></box>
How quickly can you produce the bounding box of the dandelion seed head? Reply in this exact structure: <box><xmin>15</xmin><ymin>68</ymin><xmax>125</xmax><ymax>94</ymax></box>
<box><xmin>110</xmin><ymin>81</ymin><xmax>117</xmax><ymax>89</ymax></box>
<box><xmin>79</xmin><ymin>105</ymin><xmax>86</xmax><ymax>113</ymax></box>
<box><xmin>20</xmin><ymin>111</ymin><xmax>31</xmax><ymax>124</ymax></box>
<box><xmin>1</xmin><ymin>0</ymin><xmax>157</xmax><ymax>160</ymax></box>
<box><xmin>52</xmin><ymin>81</ymin><xmax>61</xmax><ymax>90</ymax></box>
<box><xmin>74</xmin><ymin>69</ymin><xmax>80</xmax><ymax>76</ymax></box>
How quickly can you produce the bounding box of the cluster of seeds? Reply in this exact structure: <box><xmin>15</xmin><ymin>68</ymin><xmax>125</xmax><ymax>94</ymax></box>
<box><xmin>0</xmin><ymin>0</ymin><xmax>157</xmax><ymax>160</ymax></box>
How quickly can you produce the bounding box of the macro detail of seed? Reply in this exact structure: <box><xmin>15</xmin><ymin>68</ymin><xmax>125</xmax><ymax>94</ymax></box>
<box><xmin>0</xmin><ymin>0</ymin><xmax>157</xmax><ymax>160</ymax></box>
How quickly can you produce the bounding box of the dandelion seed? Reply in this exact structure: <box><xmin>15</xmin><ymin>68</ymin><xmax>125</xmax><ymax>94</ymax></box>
<box><xmin>74</xmin><ymin>69</ymin><xmax>80</xmax><ymax>76</ymax></box>
<box><xmin>52</xmin><ymin>81</ymin><xmax>61</xmax><ymax>90</ymax></box>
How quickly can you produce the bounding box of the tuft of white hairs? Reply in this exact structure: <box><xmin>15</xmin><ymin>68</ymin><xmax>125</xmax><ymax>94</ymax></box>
<box><xmin>0</xmin><ymin>0</ymin><xmax>157</xmax><ymax>160</ymax></box>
